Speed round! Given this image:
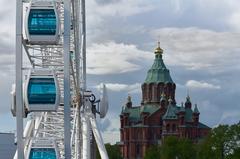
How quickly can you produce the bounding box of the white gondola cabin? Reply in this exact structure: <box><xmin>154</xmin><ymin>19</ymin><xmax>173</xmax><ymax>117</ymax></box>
<box><xmin>28</xmin><ymin>139</ymin><xmax>58</xmax><ymax>159</ymax></box>
<box><xmin>25</xmin><ymin>1</ymin><xmax>60</xmax><ymax>45</ymax></box>
<box><xmin>29</xmin><ymin>147</ymin><xmax>57</xmax><ymax>159</ymax></box>
<box><xmin>24</xmin><ymin>69</ymin><xmax>60</xmax><ymax>112</ymax></box>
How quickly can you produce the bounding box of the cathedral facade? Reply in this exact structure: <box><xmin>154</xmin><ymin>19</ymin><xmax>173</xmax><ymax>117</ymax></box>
<box><xmin>119</xmin><ymin>43</ymin><xmax>210</xmax><ymax>159</ymax></box>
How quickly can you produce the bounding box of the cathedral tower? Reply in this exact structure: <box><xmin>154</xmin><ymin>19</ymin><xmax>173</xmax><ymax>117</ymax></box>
<box><xmin>141</xmin><ymin>42</ymin><xmax>176</xmax><ymax>104</ymax></box>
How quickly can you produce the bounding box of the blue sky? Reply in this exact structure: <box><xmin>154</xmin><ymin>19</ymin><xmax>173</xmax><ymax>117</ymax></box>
<box><xmin>0</xmin><ymin>0</ymin><xmax>240</xmax><ymax>143</ymax></box>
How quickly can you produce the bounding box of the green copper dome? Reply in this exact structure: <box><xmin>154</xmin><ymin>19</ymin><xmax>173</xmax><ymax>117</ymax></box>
<box><xmin>144</xmin><ymin>52</ymin><xmax>173</xmax><ymax>84</ymax></box>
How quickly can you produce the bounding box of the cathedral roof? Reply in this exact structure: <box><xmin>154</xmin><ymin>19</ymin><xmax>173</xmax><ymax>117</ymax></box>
<box><xmin>140</xmin><ymin>104</ymin><xmax>160</xmax><ymax>114</ymax></box>
<box><xmin>162</xmin><ymin>102</ymin><xmax>194</xmax><ymax>122</ymax></box>
<box><xmin>198</xmin><ymin>122</ymin><xmax>210</xmax><ymax>129</ymax></box>
<box><xmin>162</xmin><ymin>103</ymin><xmax>178</xmax><ymax>120</ymax></box>
<box><xmin>122</xmin><ymin>104</ymin><xmax>160</xmax><ymax>121</ymax></box>
<box><xmin>178</xmin><ymin>122</ymin><xmax>210</xmax><ymax>129</ymax></box>
<box><xmin>122</xmin><ymin>106</ymin><xmax>140</xmax><ymax>121</ymax></box>
<box><xmin>122</xmin><ymin>102</ymin><xmax>197</xmax><ymax>123</ymax></box>
<box><xmin>144</xmin><ymin>44</ymin><xmax>173</xmax><ymax>84</ymax></box>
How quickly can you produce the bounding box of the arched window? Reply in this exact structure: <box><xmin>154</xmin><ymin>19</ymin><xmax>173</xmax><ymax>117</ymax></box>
<box><xmin>152</xmin><ymin>84</ymin><xmax>157</xmax><ymax>102</ymax></box>
<box><xmin>142</xmin><ymin>84</ymin><xmax>147</xmax><ymax>101</ymax></box>
<box><xmin>166</xmin><ymin>124</ymin><xmax>170</xmax><ymax>132</ymax></box>
<box><xmin>149</xmin><ymin>83</ymin><xmax>153</xmax><ymax>101</ymax></box>
<box><xmin>172</xmin><ymin>124</ymin><xmax>176</xmax><ymax>132</ymax></box>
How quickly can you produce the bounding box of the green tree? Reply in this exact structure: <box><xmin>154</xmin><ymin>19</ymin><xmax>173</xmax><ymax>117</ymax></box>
<box><xmin>144</xmin><ymin>145</ymin><xmax>161</xmax><ymax>159</ymax></box>
<box><xmin>177</xmin><ymin>138</ymin><xmax>196</xmax><ymax>159</ymax></box>
<box><xmin>161</xmin><ymin>136</ymin><xmax>179</xmax><ymax>159</ymax></box>
<box><xmin>160</xmin><ymin>136</ymin><xmax>196</xmax><ymax>159</ymax></box>
<box><xmin>212</xmin><ymin>125</ymin><xmax>231</xmax><ymax>159</ymax></box>
<box><xmin>197</xmin><ymin>123</ymin><xmax>240</xmax><ymax>159</ymax></box>
<box><xmin>197</xmin><ymin>134</ymin><xmax>216</xmax><ymax>159</ymax></box>
<box><xmin>197</xmin><ymin>125</ymin><xmax>230</xmax><ymax>159</ymax></box>
<box><xmin>225</xmin><ymin>123</ymin><xmax>240</xmax><ymax>159</ymax></box>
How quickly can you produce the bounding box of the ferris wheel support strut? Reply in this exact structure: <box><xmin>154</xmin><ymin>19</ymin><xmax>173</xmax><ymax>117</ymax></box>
<box><xmin>15</xmin><ymin>0</ymin><xmax>24</xmax><ymax>158</ymax></box>
<box><xmin>64</xmin><ymin>0</ymin><xmax>72</xmax><ymax>158</ymax></box>
<box><xmin>81</xmin><ymin>0</ymin><xmax>86</xmax><ymax>91</ymax></box>
<box><xmin>82</xmin><ymin>97</ymin><xmax>109</xmax><ymax>159</ymax></box>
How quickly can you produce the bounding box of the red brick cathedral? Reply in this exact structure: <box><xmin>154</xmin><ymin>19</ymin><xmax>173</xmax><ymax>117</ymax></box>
<box><xmin>119</xmin><ymin>43</ymin><xmax>210</xmax><ymax>159</ymax></box>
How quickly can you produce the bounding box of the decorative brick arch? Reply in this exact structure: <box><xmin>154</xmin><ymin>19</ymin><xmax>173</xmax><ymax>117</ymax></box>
<box><xmin>141</xmin><ymin>83</ymin><xmax>147</xmax><ymax>102</ymax></box>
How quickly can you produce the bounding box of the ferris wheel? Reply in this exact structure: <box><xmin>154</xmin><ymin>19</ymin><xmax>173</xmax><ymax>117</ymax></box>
<box><xmin>12</xmin><ymin>0</ymin><xmax>109</xmax><ymax>158</ymax></box>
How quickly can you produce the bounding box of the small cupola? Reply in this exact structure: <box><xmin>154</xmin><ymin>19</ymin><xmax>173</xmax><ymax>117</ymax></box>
<box><xmin>185</xmin><ymin>94</ymin><xmax>192</xmax><ymax>109</ymax></box>
<box><xmin>126</xmin><ymin>95</ymin><xmax>132</xmax><ymax>108</ymax></box>
<box><xmin>193</xmin><ymin>104</ymin><xmax>200</xmax><ymax>115</ymax></box>
<box><xmin>193</xmin><ymin>104</ymin><xmax>200</xmax><ymax>125</ymax></box>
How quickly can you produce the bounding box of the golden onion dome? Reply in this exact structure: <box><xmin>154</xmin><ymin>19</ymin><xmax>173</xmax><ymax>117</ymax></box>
<box><xmin>154</xmin><ymin>41</ymin><xmax>163</xmax><ymax>54</ymax></box>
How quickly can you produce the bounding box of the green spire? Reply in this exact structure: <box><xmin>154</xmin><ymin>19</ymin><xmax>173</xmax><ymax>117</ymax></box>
<box><xmin>144</xmin><ymin>42</ymin><xmax>173</xmax><ymax>84</ymax></box>
<box><xmin>193</xmin><ymin>104</ymin><xmax>200</xmax><ymax>114</ymax></box>
<box><xmin>186</xmin><ymin>90</ymin><xmax>191</xmax><ymax>103</ymax></box>
<box><xmin>186</xmin><ymin>95</ymin><xmax>190</xmax><ymax>102</ymax></box>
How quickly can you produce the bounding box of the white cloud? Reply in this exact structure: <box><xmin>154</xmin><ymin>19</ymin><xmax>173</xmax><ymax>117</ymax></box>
<box><xmin>96</xmin><ymin>82</ymin><xmax>141</xmax><ymax>94</ymax></box>
<box><xmin>186</xmin><ymin>80</ymin><xmax>221</xmax><ymax>90</ymax></box>
<box><xmin>220</xmin><ymin>0</ymin><xmax>240</xmax><ymax>31</ymax></box>
<box><xmin>229</xmin><ymin>11</ymin><xmax>240</xmax><ymax>31</ymax></box>
<box><xmin>151</xmin><ymin>27</ymin><xmax>240</xmax><ymax>73</ymax></box>
<box><xmin>98</xmin><ymin>117</ymin><xmax>120</xmax><ymax>144</ymax></box>
<box><xmin>171</xmin><ymin>0</ymin><xmax>182</xmax><ymax>13</ymax></box>
<box><xmin>87</xmin><ymin>41</ymin><xmax>152</xmax><ymax>75</ymax></box>
<box><xmin>100</xmin><ymin>0</ymin><xmax>154</xmax><ymax>17</ymax></box>
<box><xmin>88</xmin><ymin>0</ymin><xmax>154</xmax><ymax>18</ymax></box>
<box><xmin>86</xmin><ymin>0</ymin><xmax>154</xmax><ymax>43</ymax></box>
<box><xmin>86</xmin><ymin>0</ymin><xmax>154</xmax><ymax>30</ymax></box>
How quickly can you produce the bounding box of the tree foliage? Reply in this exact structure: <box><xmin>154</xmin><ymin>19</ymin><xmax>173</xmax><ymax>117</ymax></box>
<box><xmin>144</xmin><ymin>145</ymin><xmax>161</xmax><ymax>159</ymax></box>
<box><xmin>96</xmin><ymin>143</ymin><xmax>122</xmax><ymax>159</ymax></box>
<box><xmin>160</xmin><ymin>136</ymin><xmax>179</xmax><ymax>159</ymax></box>
<box><xmin>160</xmin><ymin>136</ymin><xmax>196</xmax><ymax>159</ymax></box>
<box><xmin>177</xmin><ymin>138</ymin><xmax>196</xmax><ymax>159</ymax></box>
<box><xmin>144</xmin><ymin>137</ymin><xmax>196</xmax><ymax>159</ymax></box>
<box><xmin>198</xmin><ymin>123</ymin><xmax>240</xmax><ymax>159</ymax></box>
<box><xmin>144</xmin><ymin>122</ymin><xmax>240</xmax><ymax>159</ymax></box>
